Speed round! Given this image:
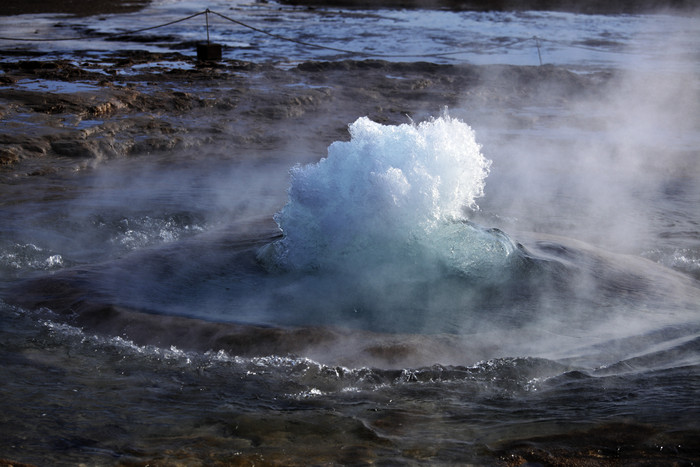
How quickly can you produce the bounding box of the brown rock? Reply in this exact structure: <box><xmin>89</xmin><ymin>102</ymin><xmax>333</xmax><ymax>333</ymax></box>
<box><xmin>0</xmin><ymin>147</ymin><xmax>19</xmax><ymax>165</ymax></box>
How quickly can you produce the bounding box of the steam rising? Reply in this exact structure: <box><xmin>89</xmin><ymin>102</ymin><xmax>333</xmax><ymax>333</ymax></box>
<box><xmin>466</xmin><ymin>39</ymin><xmax>700</xmax><ymax>257</ymax></box>
<box><xmin>252</xmin><ymin>64</ymin><xmax>700</xmax><ymax>344</ymax></box>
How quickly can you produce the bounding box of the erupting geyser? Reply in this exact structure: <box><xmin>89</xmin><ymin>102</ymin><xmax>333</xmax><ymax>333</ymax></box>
<box><xmin>253</xmin><ymin>114</ymin><xmax>535</xmax><ymax>333</ymax></box>
<box><xmin>259</xmin><ymin>114</ymin><xmax>522</xmax><ymax>281</ymax></box>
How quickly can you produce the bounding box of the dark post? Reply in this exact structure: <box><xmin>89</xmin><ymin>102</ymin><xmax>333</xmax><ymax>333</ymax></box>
<box><xmin>197</xmin><ymin>9</ymin><xmax>222</xmax><ymax>61</ymax></box>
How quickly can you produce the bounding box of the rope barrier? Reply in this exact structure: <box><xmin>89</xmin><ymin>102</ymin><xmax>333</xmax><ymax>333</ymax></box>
<box><xmin>209</xmin><ymin>9</ymin><xmax>540</xmax><ymax>60</ymax></box>
<box><xmin>208</xmin><ymin>9</ymin><xmax>363</xmax><ymax>56</ymax></box>
<box><xmin>536</xmin><ymin>36</ymin><xmax>635</xmax><ymax>55</ymax></box>
<box><xmin>0</xmin><ymin>7</ymin><xmax>614</xmax><ymax>63</ymax></box>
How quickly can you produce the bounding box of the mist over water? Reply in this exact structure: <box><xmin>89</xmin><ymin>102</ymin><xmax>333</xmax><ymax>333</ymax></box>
<box><xmin>244</xmin><ymin>109</ymin><xmax>699</xmax><ymax>351</ymax></box>
<box><xmin>465</xmin><ymin>34</ymin><xmax>700</xmax><ymax>257</ymax></box>
<box><xmin>250</xmin><ymin>115</ymin><xmax>531</xmax><ymax>334</ymax></box>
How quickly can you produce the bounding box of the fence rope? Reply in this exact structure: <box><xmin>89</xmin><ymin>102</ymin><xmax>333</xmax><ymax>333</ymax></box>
<box><xmin>206</xmin><ymin>9</ymin><xmax>540</xmax><ymax>60</ymax></box>
<box><xmin>0</xmin><ymin>7</ymin><xmax>554</xmax><ymax>61</ymax></box>
<box><xmin>208</xmin><ymin>9</ymin><xmax>362</xmax><ymax>55</ymax></box>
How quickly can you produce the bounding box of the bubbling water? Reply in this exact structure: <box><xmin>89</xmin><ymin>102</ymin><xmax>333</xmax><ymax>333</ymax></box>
<box><xmin>259</xmin><ymin>115</ymin><xmax>523</xmax><ymax>281</ymax></box>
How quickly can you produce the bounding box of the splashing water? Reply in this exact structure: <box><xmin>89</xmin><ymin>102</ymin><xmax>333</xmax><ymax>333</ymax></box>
<box><xmin>251</xmin><ymin>114</ymin><xmax>700</xmax><ymax>338</ymax></box>
<box><xmin>259</xmin><ymin>115</ymin><xmax>523</xmax><ymax>281</ymax></box>
<box><xmin>251</xmin><ymin>114</ymin><xmax>539</xmax><ymax>334</ymax></box>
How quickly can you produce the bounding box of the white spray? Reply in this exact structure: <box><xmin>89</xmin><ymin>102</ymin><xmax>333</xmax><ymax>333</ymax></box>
<box><xmin>259</xmin><ymin>114</ymin><xmax>524</xmax><ymax>279</ymax></box>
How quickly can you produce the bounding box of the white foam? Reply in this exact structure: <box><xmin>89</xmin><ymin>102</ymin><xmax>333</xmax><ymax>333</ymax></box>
<box><xmin>263</xmin><ymin>115</ymin><xmax>497</xmax><ymax>274</ymax></box>
<box><xmin>0</xmin><ymin>243</ymin><xmax>65</xmax><ymax>271</ymax></box>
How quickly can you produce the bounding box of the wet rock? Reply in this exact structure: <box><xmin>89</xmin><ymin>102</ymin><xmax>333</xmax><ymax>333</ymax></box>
<box><xmin>132</xmin><ymin>135</ymin><xmax>182</xmax><ymax>154</ymax></box>
<box><xmin>87</xmin><ymin>100</ymin><xmax>122</xmax><ymax>116</ymax></box>
<box><xmin>492</xmin><ymin>422</ymin><xmax>700</xmax><ymax>466</ymax></box>
<box><xmin>0</xmin><ymin>52</ymin><xmax>614</xmax><ymax>174</ymax></box>
<box><xmin>0</xmin><ymin>148</ymin><xmax>20</xmax><ymax>166</ymax></box>
<box><xmin>0</xmin><ymin>458</ymin><xmax>37</xmax><ymax>467</ymax></box>
<box><xmin>50</xmin><ymin>140</ymin><xmax>101</xmax><ymax>159</ymax></box>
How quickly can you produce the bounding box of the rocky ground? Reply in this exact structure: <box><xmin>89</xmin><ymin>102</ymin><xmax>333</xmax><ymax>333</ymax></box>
<box><xmin>0</xmin><ymin>51</ymin><xmax>612</xmax><ymax>182</ymax></box>
<box><xmin>0</xmin><ymin>0</ymin><xmax>690</xmax><ymax>179</ymax></box>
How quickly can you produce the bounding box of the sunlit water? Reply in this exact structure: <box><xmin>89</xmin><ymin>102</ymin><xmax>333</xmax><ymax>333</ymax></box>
<box><xmin>1</xmin><ymin>2</ymin><xmax>700</xmax><ymax>465</ymax></box>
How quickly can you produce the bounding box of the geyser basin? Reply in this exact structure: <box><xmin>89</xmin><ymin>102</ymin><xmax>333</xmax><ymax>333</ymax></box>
<box><xmin>8</xmin><ymin>115</ymin><xmax>700</xmax><ymax>360</ymax></box>
<box><xmin>252</xmin><ymin>116</ymin><xmax>699</xmax><ymax>338</ymax></box>
<box><xmin>256</xmin><ymin>115</ymin><xmax>535</xmax><ymax>332</ymax></box>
